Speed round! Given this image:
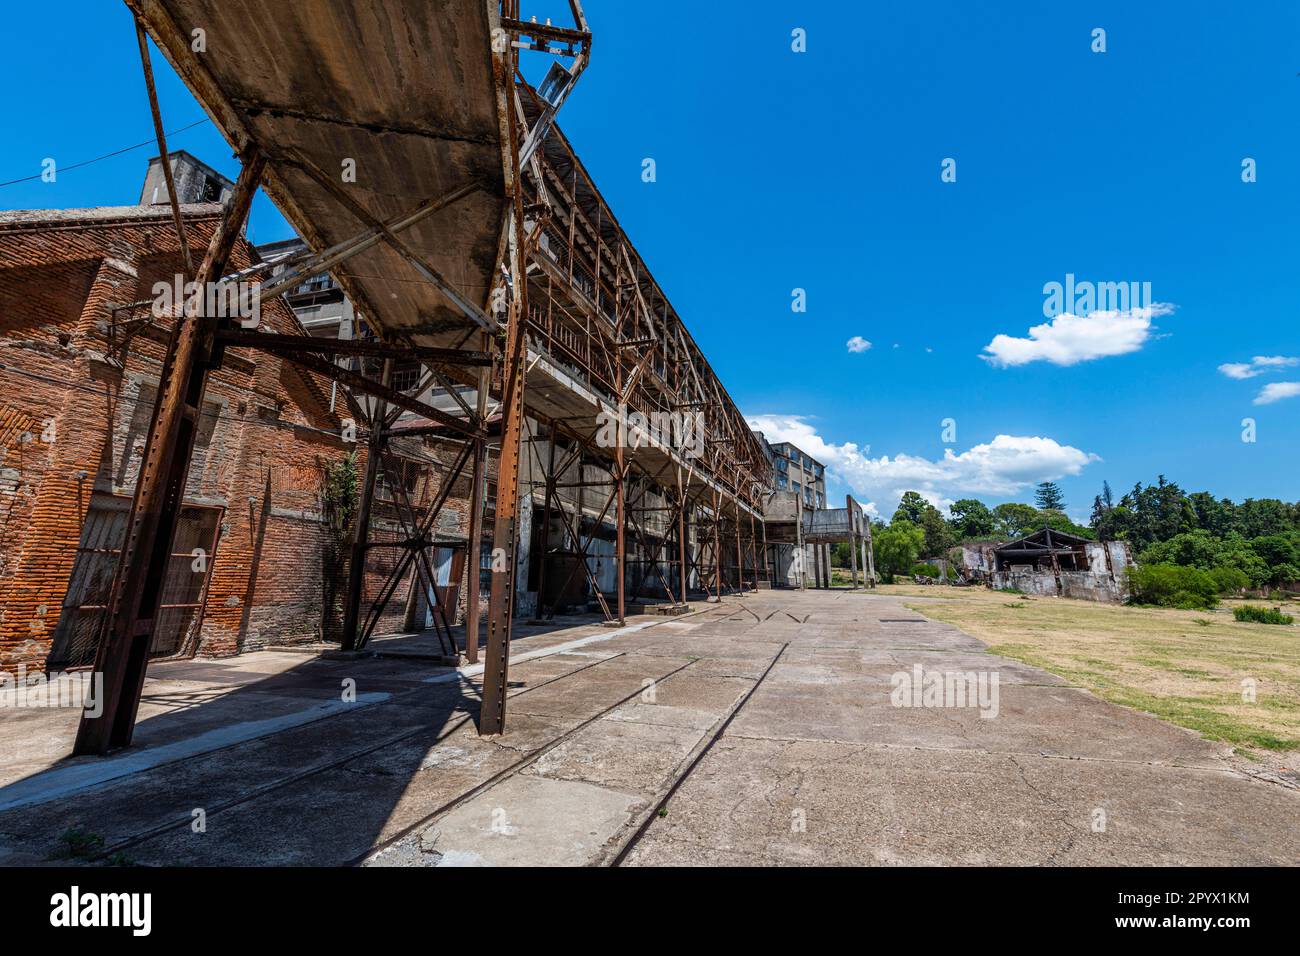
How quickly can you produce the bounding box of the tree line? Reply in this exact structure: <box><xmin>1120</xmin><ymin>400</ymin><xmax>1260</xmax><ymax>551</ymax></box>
<box><xmin>849</xmin><ymin>478</ymin><xmax>1300</xmax><ymax>593</ymax></box>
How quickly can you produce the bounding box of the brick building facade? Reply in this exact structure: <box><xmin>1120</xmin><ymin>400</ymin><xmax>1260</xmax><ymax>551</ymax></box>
<box><xmin>0</xmin><ymin>202</ymin><xmax>468</xmax><ymax>674</ymax></box>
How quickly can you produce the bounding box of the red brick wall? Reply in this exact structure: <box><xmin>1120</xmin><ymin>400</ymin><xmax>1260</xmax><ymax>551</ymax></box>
<box><xmin>0</xmin><ymin>210</ymin><xmax>438</xmax><ymax>670</ymax></box>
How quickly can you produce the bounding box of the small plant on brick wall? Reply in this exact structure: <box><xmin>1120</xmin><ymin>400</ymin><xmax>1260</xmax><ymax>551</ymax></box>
<box><xmin>319</xmin><ymin>452</ymin><xmax>359</xmax><ymax>642</ymax></box>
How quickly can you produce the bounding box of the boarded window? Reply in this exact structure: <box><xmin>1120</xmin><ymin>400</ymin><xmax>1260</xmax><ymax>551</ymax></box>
<box><xmin>47</xmin><ymin>493</ymin><xmax>223</xmax><ymax>670</ymax></box>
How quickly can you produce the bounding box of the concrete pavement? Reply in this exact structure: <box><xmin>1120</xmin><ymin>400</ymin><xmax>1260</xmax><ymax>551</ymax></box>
<box><xmin>1</xmin><ymin>589</ymin><xmax>1296</xmax><ymax>866</ymax></box>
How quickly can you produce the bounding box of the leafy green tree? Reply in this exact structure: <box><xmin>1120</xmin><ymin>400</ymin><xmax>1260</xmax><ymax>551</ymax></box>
<box><xmin>1236</xmin><ymin>499</ymin><xmax>1296</xmax><ymax>539</ymax></box>
<box><xmin>830</xmin><ymin>541</ymin><xmax>859</xmax><ymax>567</ymax></box>
<box><xmin>891</xmin><ymin>491</ymin><xmax>931</xmax><ymax>526</ymax></box>
<box><xmin>1139</xmin><ymin>531</ymin><xmax>1269</xmax><ymax>587</ymax></box>
<box><xmin>1038</xmin><ymin>510</ymin><xmax>1094</xmax><ymax>539</ymax></box>
<box><xmin>1099</xmin><ymin>476</ymin><xmax>1193</xmax><ymax>550</ymax></box>
<box><xmin>892</xmin><ymin>491</ymin><xmax>951</xmax><ymax>556</ymax></box>
<box><xmin>919</xmin><ymin>507</ymin><xmax>954</xmax><ymax>556</ymax></box>
<box><xmin>1249</xmin><ymin>534</ymin><xmax>1300</xmax><ymax>586</ymax></box>
<box><xmin>948</xmin><ymin>499</ymin><xmax>995</xmax><ymax>539</ymax></box>
<box><xmin>1139</xmin><ymin>529</ymin><xmax>1225</xmax><ymax>570</ymax></box>
<box><xmin>873</xmin><ymin>521</ymin><xmax>925</xmax><ymax>584</ymax></box>
<box><xmin>992</xmin><ymin>502</ymin><xmax>1040</xmax><ymax>538</ymax></box>
<box><xmin>1187</xmin><ymin>491</ymin><xmax>1234</xmax><ymax>537</ymax></box>
<box><xmin>1096</xmin><ymin>474</ymin><xmax>1300</xmax><ymax>588</ymax></box>
<box><xmin>1034</xmin><ymin>481</ymin><xmax>1066</xmax><ymax>511</ymax></box>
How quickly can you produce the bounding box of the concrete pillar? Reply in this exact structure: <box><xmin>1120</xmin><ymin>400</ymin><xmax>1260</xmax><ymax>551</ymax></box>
<box><xmin>794</xmin><ymin>504</ymin><xmax>806</xmax><ymax>589</ymax></box>
<box><xmin>512</xmin><ymin>421</ymin><xmax>536</xmax><ymax>619</ymax></box>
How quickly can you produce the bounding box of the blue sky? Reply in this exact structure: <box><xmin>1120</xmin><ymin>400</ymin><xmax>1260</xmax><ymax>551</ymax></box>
<box><xmin>3</xmin><ymin>1</ymin><xmax>1297</xmax><ymax>521</ymax></box>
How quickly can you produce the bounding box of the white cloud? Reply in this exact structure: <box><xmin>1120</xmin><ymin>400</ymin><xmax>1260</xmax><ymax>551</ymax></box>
<box><xmin>748</xmin><ymin>413</ymin><xmax>1099</xmax><ymax>516</ymax></box>
<box><xmin>846</xmin><ymin>335</ymin><xmax>872</xmax><ymax>353</ymax></box>
<box><xmin>1253</xmin><ymin>382</ymin><xmax>1300</xmax><ymax>405</ymax></box>
<box><xmin>1218</xmin><ymin>355</ymin><xmax>1299</xmax><ymax>380</ymax></box>
<box><xmin>981</xmin><ymin>304</ymin><xmax>1174</xmax><ymax>368</ymax></box>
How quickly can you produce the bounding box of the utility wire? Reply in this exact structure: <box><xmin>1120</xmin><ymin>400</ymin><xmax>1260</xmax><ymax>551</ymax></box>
<box><xmin>0</xmin><ymin>118</ymin><xmax>210</xmax><ymax>189</ymax></box>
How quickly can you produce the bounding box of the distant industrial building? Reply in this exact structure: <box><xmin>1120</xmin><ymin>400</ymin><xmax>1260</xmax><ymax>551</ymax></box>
<box><xmin>755</xmin><ymin>434</ymin><xmax>873</xmax><ymax>589</ymax></box>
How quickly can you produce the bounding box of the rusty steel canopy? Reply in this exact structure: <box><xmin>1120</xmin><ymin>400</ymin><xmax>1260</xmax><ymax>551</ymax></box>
<box><xmin>127</xmin><ymin>0</ymin><xmax>512</xmax><ymax>349</ymax></box>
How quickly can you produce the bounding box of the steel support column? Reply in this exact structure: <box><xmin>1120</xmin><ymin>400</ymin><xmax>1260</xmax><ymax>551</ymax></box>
<box><xmin>463</xmin><ymin>350</ymin><xmax>491</xmax><ymax>663</ymax></box>
<box><xmin>614</xmin><ymin>447</ymin><xmax>626</xmax><ymax>625</ymax></box>
<box><xmin>681</xmin><ymin>481</ymin><xmax>691</xmax><ymax>600</ymax></box>
<box><xmin>712</xmin><ymin>491</ymin><xmax>722</xmax><ymax>601</ymax></box>
<box><xmin>479</xmin><ymin>61</ymin><xmax>531</xmax><ymax>734</ymax></box>
<box><xmin>341</xmin><ymin>359</ymin><xmax>391</xmax><ymax>651</ymax></box>
<box><xmin>75</xmin><ymin>150</ymin><xmax>265</xmax><ymax>755</ymax></box>
<box><xmin>734</xmin><ymin>498</ymin><xmax>744</xmax><ymax>593</ymax></box>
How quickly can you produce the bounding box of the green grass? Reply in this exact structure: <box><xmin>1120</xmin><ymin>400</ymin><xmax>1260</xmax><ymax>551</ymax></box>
<box><xmin>879</xmin><ymin>583</ymin><xmax>1300</xmax><ymax>756</ymax></box>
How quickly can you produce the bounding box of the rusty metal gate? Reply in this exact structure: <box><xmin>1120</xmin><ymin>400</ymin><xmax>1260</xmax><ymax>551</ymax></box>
<box><xmin>47</xmin><ymin>492</ymin><xmax>222</xmax><ymax>670</ymax></box>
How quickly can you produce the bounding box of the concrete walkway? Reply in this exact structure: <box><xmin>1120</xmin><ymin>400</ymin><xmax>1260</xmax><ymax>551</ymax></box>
<box><xmin>1</xmin><ymin>590</ymin><xmax>1296</xmax><ymax>866</ymax></box>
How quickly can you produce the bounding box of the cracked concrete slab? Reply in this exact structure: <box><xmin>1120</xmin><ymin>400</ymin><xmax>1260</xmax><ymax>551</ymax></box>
<box><xmin>373</xmin><ymin>774</ymin><xmax>646</xmax><ymax>867</ymax></box>
<box><xmin>623</xmin><ymin>736</ymin><xmax>1300</xmax><ymax>866</ymax></box>
<box><xmin>523</xmin><ymin>718</ymin><xmax>702</xmax><ymax>792</ymax></box>
<box><xmin>729</xmin><ymin>679</ymin><xmax>1228</xmax><ymax>767</ymax></box>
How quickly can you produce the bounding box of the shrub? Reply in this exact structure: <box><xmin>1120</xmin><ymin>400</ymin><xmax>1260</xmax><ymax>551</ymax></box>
<box><xmin>1233</xmin><ymin>605</ymin><xmax>1295</xmax><ymax>625</ymax></box>
<box><xmin>1209</xmin><ymin>566</ymin><xmax>1250</xmax><ymax>595</ymax></box>
<box><xmin>911</xmin><ymin>563</ymin><xmax>941</xmax><ymax>578</ymax></box>
<box><xmin>1126</xmin><ymin>563</ymin><xmax>1219</xmax><ymax>609</ymax></box>
<box><xmin>53</xmin><ymin>826</ymin><xmax>103</xmax><ymax>860</ymax></box>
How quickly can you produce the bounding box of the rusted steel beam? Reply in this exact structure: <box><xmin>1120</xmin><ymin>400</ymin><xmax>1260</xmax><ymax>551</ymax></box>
<box><xmin>526</xmin><ymin>421</ymin><xmax>617</xmax><ymax>623</ymax></box>
<box><xmin>614</xmin><ymin>449</ymin><xmax>626</xmax><ymax>625</ymax></box>
<box><xmin>479</xmin><ymin>321</ymin><xmax>526</xmax><ymax>731</ymax></box>
<box><xmin>215</xmin><ymin>329</ymin><xmax>492</xmax><ymax>366</ymax></box>
<box><xmin>738</xmin><ymin>502</ymin><xmax>748</xmax><ymax>590</ymax></box>
<box><xmin>341</xmin><ymin>358</ymin><xmax>391</xmax><ymax>651</ymax></box>
<box><xmin>357</xmin><ymin>442</ymin><xmax>473</xmax><ymax>649</ymax></box>
<box><xmin>75</xmin><ymin>149</ymin><xmax>266</xmax><ymax>755</ymax></box>
<box><xmin>712</xmin><ymin>489</ymin><xmax>722</xmax><ymax>601</ymax></box>
<box><xmin>677</xmin><ymin>475</ymin><xmax>688</xmax><ymax>604</ymax></box>
<box><xmin>500</xmin><ymin>17</ymin><xmax>591</xmax><ymax>47</ymax></box>
<box><xmin>134</xmin><ymin>17</ymin><xmax>192</xmax><ymax>277</ymax></box>
<box><xmin>274</xmin><ymin>348</ymin><xmax>480</xmax><ymax>440</ymax></box>
<box><xmin>383</xmin><ymin>422</ymin><xmax>499</xmax><ymax>442</ymax></box>
<box><xmin>252</xmin><ymin>181</ymin><xmax>483</xmax><ymax>304</ymax></box>
<box><xmin>463</xmin><ymin>351</ymin><xmax>491</xmax><ymax>663</ymax></box>
<box><xmin>479</xmin><ymin>61</ymin><xmax>531</xmax><ymax>735</ymax></box>
<box><xmin>284</xmin><ymin>151</ymin><xmax>496</xmax><ymax>332</ymax></box>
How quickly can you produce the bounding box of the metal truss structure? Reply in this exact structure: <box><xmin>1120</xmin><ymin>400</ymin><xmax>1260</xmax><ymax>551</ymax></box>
<box><xmin>515</xmin><ymin>89</ymin><xmax>770</xmax><ymax>618</ymax></box>
<box><xmin>76</xmin><ymin>0</ymin><xmax>766</xmax><ymax>753</ymax></box>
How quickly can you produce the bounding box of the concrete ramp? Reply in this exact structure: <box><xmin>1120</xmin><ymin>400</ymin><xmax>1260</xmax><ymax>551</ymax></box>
<box><xmin>129</xmin><ymin>0</ymin><xmax>510</xmax><ymax>346</ymax></box>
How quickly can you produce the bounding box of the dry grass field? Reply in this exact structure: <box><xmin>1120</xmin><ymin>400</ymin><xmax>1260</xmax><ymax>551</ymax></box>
<box><xmin>867</xmin><ymin>583</ymin><xmax>1300</xmax><ymax>758</ymax></box>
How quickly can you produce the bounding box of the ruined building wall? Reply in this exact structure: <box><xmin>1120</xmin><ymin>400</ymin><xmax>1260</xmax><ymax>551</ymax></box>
<box><xmin>0</xmin><ymin>209</ymin><xmax>359</xmax><ymax>671</ymax></box>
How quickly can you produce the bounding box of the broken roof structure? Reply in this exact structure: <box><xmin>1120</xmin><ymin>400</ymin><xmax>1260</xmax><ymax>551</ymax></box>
<box><xmin>958</xmin><ymin>529</ymin><xmax>1134</xmax><ymax>602</ymax></box>
<box><xmin>993</xmin><ymin>528</ymin><xmax>1094</xmax><ymax>571</ymax></box>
